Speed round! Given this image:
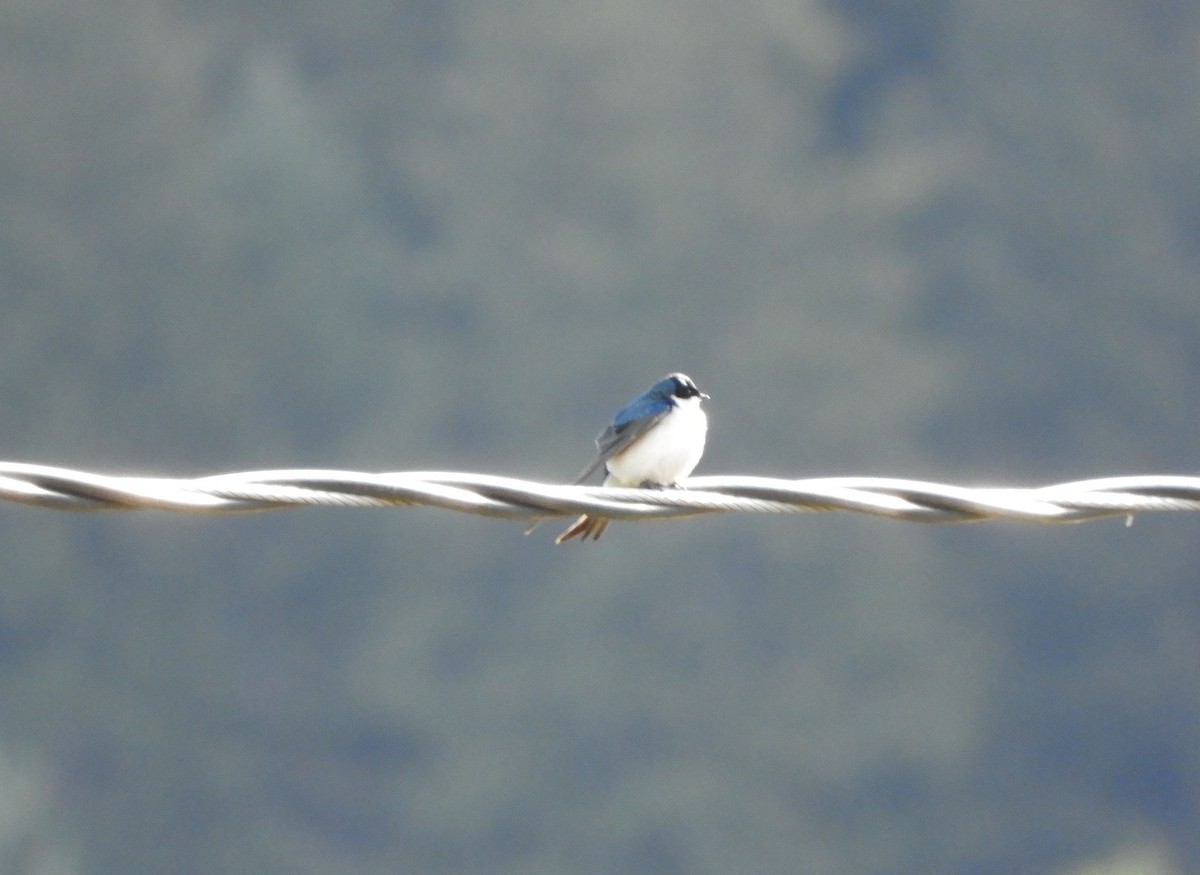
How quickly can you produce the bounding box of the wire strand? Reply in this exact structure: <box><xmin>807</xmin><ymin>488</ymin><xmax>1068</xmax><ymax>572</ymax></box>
<box><xmin>1</xmin><ymin>462</ymin><xmax>1198</xmax><ymax>526</ymax></box>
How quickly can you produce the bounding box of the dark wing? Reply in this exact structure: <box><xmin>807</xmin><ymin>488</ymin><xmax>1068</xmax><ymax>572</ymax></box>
<box><xmin>571</xmin><ymin>410</ymin><xmax>669</xmax><ymax>484</ymax></box>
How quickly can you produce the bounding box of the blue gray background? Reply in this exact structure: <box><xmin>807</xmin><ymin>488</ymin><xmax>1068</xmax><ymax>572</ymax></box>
<box><xmin>1</xmin><ymin>1</ymin><xmax>1199</xmax><ymax>873</ymax></box>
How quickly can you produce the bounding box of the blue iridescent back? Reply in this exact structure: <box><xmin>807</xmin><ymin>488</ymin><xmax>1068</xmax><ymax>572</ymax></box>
<box><xmin>611</xmin><ymin>378</ymin><xmax>675</xmax><ymax>428</ymax></box>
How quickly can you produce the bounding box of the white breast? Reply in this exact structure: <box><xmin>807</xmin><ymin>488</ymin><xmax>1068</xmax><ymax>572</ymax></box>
<box><xmin>604</xmin><ymin>396</ymin><xmax>707</xmax><ymax>487</ymax></box>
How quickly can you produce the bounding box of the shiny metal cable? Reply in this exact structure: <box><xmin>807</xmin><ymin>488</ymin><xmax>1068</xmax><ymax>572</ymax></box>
<box><xmin>1</xmin><ymin>462</ymin><xmax>1198</xmax><ymax>526</ymax></box>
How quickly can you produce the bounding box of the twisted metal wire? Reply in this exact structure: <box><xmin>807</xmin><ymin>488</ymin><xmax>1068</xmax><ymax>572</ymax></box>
<box><xmin>1</xmin><ymin>462</ymin><xmax>1199</xmax><ymax>527</ymax></box>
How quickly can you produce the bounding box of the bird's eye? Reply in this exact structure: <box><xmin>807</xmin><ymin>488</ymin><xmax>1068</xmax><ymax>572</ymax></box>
<box><xmin>665</xmin><ymin>373</ymin><xmax>703</xmax><ymax>399</ymax></box>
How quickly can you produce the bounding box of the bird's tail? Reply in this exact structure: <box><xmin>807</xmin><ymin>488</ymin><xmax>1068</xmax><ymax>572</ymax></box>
<box><xmin>525</xmin><ymin>469</ymin><xmax>610</xmax><ymax>541</ymax></box>
<box><xmin>554</xmin><ymin>514</ymin><xmax>610</xmax><ymax>543</ymax></box>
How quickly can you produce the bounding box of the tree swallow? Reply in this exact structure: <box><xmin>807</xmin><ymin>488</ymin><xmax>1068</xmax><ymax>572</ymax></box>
<box><xmin>555</xmin><ymin>372</ymin><xmax>709</xmax><ymax>543</ymax></box>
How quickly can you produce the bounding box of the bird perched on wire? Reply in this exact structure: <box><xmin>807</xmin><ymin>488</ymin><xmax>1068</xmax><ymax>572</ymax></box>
<box><xmin>553</xmin><ymin>372</ymin><xmax>709</xmax><ymax>543</ymax></box>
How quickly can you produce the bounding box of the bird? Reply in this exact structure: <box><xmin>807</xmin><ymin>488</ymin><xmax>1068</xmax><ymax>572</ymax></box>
<box><xmin>553</xmin><ymin>372</ymin><xmax>709</xmax><ymax>543</ymax></box>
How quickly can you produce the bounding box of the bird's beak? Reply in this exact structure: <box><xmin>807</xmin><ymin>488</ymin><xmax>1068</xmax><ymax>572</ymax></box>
<box><xmin>700</xmin><ymin>392</ymin><xmax>711</xmax><ymax>400</ymax></box>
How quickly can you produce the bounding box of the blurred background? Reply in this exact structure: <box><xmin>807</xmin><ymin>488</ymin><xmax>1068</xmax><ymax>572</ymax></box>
<box><xmin>2</xmin><ymin>1</ymin><xmax>1199</xmax><ymax>872</ymax></box>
